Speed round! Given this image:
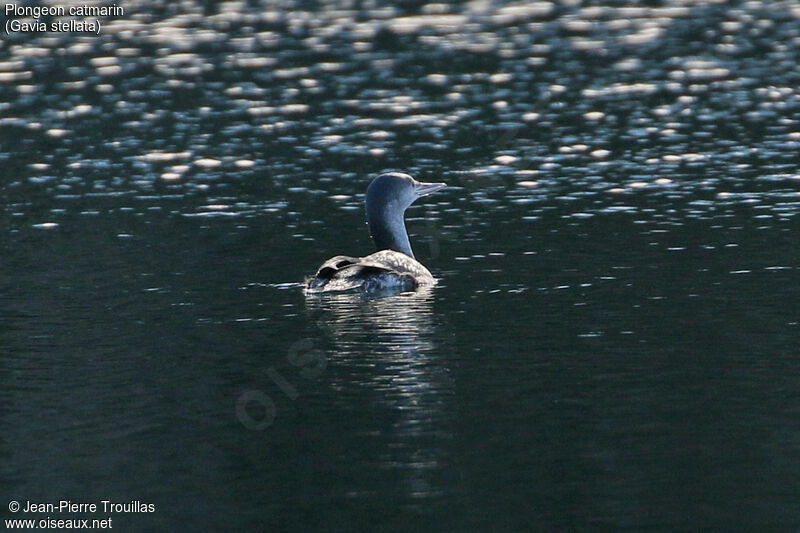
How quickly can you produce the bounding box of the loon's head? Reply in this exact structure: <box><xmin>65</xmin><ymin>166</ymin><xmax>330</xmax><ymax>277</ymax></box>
<box><xmin>365</xmin><ymin>172</ymin><xmax>446</xmax><ymax>257</ymax></box>
<box><xmin>366</xmin><ymin>172</ymin><xmax>446</xmax><ymax>214</ymax></box>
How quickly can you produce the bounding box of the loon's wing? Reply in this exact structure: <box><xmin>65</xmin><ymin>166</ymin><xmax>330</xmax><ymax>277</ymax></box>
<box><xmin>306</xmin><ymin>254</ymin><xmax>415</xmax><ymax>292</ymax></box>
<box><xmin>362</xmin><ymin>250</ymin><xmax>434</xmax><ymax>278</ymax></box>
<box><xmin>310</xmin><ymin>255</ymin><xmax>362</xmax><ymax>280</ymax></box>
<box><xmin>306</xmin><ymin>250</ymin><xmax>433</xmax><ymax>293</ymax></box>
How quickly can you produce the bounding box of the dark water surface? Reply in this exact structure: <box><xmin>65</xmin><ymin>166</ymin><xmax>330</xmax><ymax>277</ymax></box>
<box><xmin>3</xmin><ymin>0</ymin><xmax>800</xmax><ymax>531</ymax></box>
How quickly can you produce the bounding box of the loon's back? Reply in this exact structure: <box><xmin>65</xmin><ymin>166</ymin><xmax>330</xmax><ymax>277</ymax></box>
<box><xmin>306</xmin><ymin>250</ymin><xmax>436</xmax><ymax>293</ymax></box>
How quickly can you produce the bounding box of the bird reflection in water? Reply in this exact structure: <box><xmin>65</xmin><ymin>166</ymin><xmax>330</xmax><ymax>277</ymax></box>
<box><xmin>305</xmin><ymin>288</ymin><xmax>453</xmax><ymax>500</ymax></box>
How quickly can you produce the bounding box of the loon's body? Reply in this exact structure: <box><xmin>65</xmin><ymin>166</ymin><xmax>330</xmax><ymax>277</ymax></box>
<box><xmin>306</xmin><ymin>173</ymin><xmax>446</xmax><ymax>293</ymax></box>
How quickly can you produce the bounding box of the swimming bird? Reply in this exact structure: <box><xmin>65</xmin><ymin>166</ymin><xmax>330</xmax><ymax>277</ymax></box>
<box><xmin>306</xmin><ymin>172</ymin><xmax>446</xmax><ymax>293</ymax></box>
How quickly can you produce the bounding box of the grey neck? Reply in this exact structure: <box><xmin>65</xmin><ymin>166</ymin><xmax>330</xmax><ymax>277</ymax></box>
<box><xmin>367</xmin><ymin>207</ymin><xmax>414</xmax><ymax>258</ymax></box>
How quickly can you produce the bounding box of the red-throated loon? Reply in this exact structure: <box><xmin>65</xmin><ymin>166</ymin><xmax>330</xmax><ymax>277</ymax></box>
<box><xmin>306</xmin><ymin>172</ymin><xmax>446</xmax><ymax>293</ymax></box>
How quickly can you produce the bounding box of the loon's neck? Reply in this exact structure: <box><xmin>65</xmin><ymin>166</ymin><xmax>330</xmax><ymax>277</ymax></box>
<box><xmin>367</xmin><ymin>205</ymin><xmax>414</xmax><ymax>258</ymax></box>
